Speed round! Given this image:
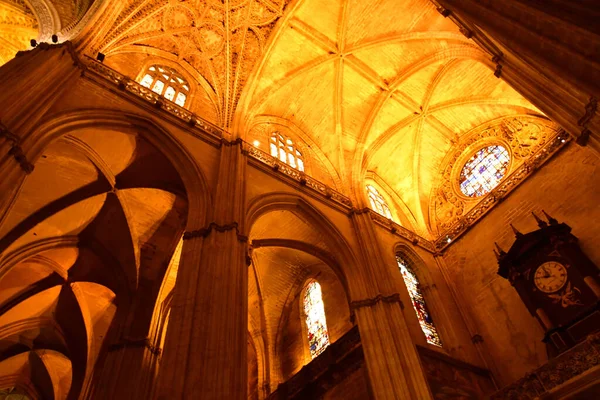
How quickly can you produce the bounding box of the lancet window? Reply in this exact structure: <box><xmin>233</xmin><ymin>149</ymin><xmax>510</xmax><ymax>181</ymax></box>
<box><xmin>366</xmin><ymin>184</ymin><xmax>392</xmax><ymax>219</ymax></box>
<box><xmin>139</xmin><ymin>65</ymin><xmax>189</xmax><ymax>107</ymax></box>
<box><xmin>270</xmin><ymin>132</ymin><xmax>305</xmax><ymax>171</ymax></box>
<box><xmin>303</xmin><ymin>281</ymin><xmax>329</xmax><ymax>358</ymax></box>
<box><xmin>459</xmin><ymin>145</ymin><xmax>510</xmax><ymax>197</ymax></box>
<box><xmin>396</xmin><ymin>255</ymin><xmax>442</xmax><ymax>347</ymax></box>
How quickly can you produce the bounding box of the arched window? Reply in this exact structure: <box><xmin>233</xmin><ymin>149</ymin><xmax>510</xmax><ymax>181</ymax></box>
<box><xmin>303</xmin><ymin>281</ymin><xmax>329</xmax><ymax>358</ymax></box>
<box><xmin>366</xmin><ymin>184</ymin><xmax>392</xmax><ymax>219</ymax></box>
<box><xmin>459</xmin><ymin>145</ymin><xmax>510</xmax><ymax>197</ymax></box>
<box><xmin>270</xmin><ymin>132</ymin><xmax>305</xmax><ymax>171</ymax></box>
<box><xmin>139</xmin><ymin>65</ymin><xmax>190</xmax><ymax>107</ymax></box>
<box><xmin>396</xmin><ymin>255</ymin><xmax>442</xmax><ymax>347</ymax></box>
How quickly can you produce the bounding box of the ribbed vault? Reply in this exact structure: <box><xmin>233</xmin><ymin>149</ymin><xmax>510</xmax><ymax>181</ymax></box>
<box><xmin>0</xmin><ymin>128</ymin><xmax>188</xmax><ymax>398</ymax></box>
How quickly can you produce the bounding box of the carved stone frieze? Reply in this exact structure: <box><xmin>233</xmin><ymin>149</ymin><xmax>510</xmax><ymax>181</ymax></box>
<box><xmin>490</xmin><ymin>333</ymin><xmax>600</xmax><ymax>399</ymax></box>
<box><xmin>98</xmin><ymin>0</ymin><xmax>291</xmax><ymax>127</ymax></box>
<box><xmin>183</xmin><ymin>222</ymin><xmax>247</xmax><ymax>242</ymax></box>
<box><xmin>245</xmin><ymin>142</ymin><xmax>353</xmax><ymax>209</ymax></box>
<box><xmin>431</xmin><ymin>116</ymin><xmax>559</xmax><ymax>238</ymax></box>
<box><xmin>349</xmin><ymin>293</ymin><xmax>403</xmax><ymax>311</ymax></box>
<box><xmin>369</xmin><ymin>210</ymin><xmax>436</xmax><ymax>253</ymax></box>
<box><xmin>434</xmin><ymin>132</ymin><xmax>569</xmax><ymax>251</ymax></box>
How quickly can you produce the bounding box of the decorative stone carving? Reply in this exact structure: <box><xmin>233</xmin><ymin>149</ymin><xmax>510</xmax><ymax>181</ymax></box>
<box><xmin>434</xmin><ymin>132</ymin><xmax>569</xmax><ymax>251</ymax></box>
<box><xmin>98</xmin><ymin>0</ymin><xmax>291</xmax><ymax>127</ymax></box>
<box><xmin>431</xmin><ymin>116</ymin><xmax>560</xmax><ymax>240</ymax></box>
<box><xmin>349</xmin><ymin>293</ymin><xmax>403</xmax><ymax>311</ymax></box>
<box><xmin>490</xmin><ymin>333</ymin><xmax>600</xmax><ymax>399</ymax></box>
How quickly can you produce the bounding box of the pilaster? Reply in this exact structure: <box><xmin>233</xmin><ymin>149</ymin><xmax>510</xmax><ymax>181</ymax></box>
<box><xmin>154</xmin><ymin>141</ymin><xmax>248</xmax><ymax>399</ymax></box>
<box><xmin>349</xmin><ymin>211</ymin><xmax>432</xmax><ymax>400</ymax></box>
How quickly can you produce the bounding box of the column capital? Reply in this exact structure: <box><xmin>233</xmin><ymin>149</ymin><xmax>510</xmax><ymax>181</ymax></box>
<box><xmin>349</xmin><ymin>293</ymin><xmax>404</xmax><ymax>311</ymax></box>
<box><xmin>183</xmin><ymin>221</ymin><xmax>248</xmax><ymax>242</ymax></box>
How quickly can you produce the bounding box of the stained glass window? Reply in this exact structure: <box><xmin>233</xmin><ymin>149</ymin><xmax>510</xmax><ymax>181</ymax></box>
<box><xmin>138</xmin><ymin>65</ymin><xmax>189</xmax><ymax>107</ymax></box>
<box><xmin>459</xmin><ymin>145</ymin><xmax>510</xmax><ymax>197</ymax></box>
<box><xmin>366</xmin><ymin>184</ymin><xmax>392</xmax><ymax>219</ymax></box>
<box><xmin>303</xmin><ymin>281</ymin><xmax>329</xmax><ymax>358</ymax></box>
<box><xmin>270</xmin><ymin>132</ymin><xmax>305</xmax><ymax>172</ymax></box>
<box><xmin>396</xmin><ymin>255</ymin><xmax>442</xmax><ymax>347</ymax></box>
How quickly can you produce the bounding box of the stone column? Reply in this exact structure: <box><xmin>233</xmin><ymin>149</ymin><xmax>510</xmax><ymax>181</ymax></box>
<box><xmin>87</xmin><ymin>279</ymin><xmax>166</xmax><ymax>399</ymax></box>
<box><xmin>349</xmin><ymin>211</ymin><xmax>433</xmax><ymax>400</ymax></box>
<box><xmin>436</xmin><ymin>0</ymin><xmax>600</xmax><ymax>153</ymax></box>
<box><xmin>154</xmin><ymin>141</ymin><xmax>248</xmax><ymax>399</ymax></box>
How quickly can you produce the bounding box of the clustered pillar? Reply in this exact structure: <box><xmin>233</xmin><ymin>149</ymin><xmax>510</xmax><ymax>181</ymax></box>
<box><xmin>349</xmin><ymin>211</ymin><xmax>433</xmax><ymax>400</ymax></box>
<box><xmin>154</xmin><ymin>141</ymin><xmax>248</xmax><ymax>399</ymax></box>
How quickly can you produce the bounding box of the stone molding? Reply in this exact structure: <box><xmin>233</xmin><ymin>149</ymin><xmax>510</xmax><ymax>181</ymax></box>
<box><xmin>244</xmin><ymin>142</ymin><xmax>352</xmax><ymax>209</ymax></box>
<box><xmin>369</xmin><ymin>210</ymin><xmax>437</xmax><ymax>253</ymax></box>
<box><xmin>433</xmin><ymin>132</ymin><xmax>570</xmax><ymax>252</ymax></box>
<box><xmin>349</xmin><ymin>293</ymin><xmax>403</xmax><ymax>311</ymax></box>
<box><xmin>29</xmin><ymin>46</ymin><xmax>568</xmax><ymax>256</ymax></box>
<box><xmin>108</xmin><ymin>337</ymin><xmax>161</xmax><ymax>356</ymax></box>
<box><xmin>0</xmin><ymin>122</ymin><xmax>34</xmax><ymax>174</ymax></box>
<box><xmin>577</xmin><ymin>96</ymin><xmax>598</xmax><ymax>146</ymax></box>
<box><xmin>183</xmin><ymin>222</ymin><xmax>248</xmax><ymax>243</ymax></box>
<box><xmin>490</xmin><ymin>333</ymin><xmax>600</xmax><ymax>399</ymax></box>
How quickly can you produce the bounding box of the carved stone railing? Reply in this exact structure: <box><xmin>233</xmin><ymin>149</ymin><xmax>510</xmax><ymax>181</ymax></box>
<box><xmin>83</xmin><ymin>55</ymin><xmax>569</xmax><ymax>254</ymax></box>
<box><xmin>84</xmin><ymin>57</ymin><xmax>353</xmax><ymax>210</ymax></box>
<box><xmin>434</xmin><ymin>133</ymin><xmax>570</xmax><ymax>251</ymax></box>
<box><xmin>244</xmin><ymin>143</ymin><xmax>353</xmax><ymax>209</ymax></box>
<box><xmin>369</xmin><ymin>211</ymin><xmax>436</xmax><ymax>252</ymax></box>
<box><xmin>491</xmin><ymin>333</ymin><xmax>600</xmax><ymax>399</ymax></box>
<box><xmin>84</xmin><ymin>57</ymin><xmax>224</xmax><ymax>138</ymax></box>
<box><xmin>268</xmin><ymin>325</ymin><xmax>363</xmax><ymax>400</ymax></box>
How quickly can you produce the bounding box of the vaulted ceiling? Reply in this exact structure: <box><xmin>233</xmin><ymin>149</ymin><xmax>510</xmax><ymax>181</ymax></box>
<box><xmin>90</xmin><ymin>0</ymin><xmax>555</xmax><ymax>237</ymax></box>
<box><xmin>0</xmin><ymin>0</ymin><xmax>559</xmax><ymax>238</ymax></box>
<box><xmin>0</xmin><ymin>128</ymin><xmax>187</xmax><ymax>398</ymax></box>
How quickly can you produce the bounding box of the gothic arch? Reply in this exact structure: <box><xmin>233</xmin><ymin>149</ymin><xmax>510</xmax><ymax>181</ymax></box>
<box><xmin>393</xmin><ymin>243</ymin><xmax>446</xmax><ymax>348</ymax></box>
<box><xmin>245</xmin><ymin>192</ymin><xmax>359</xmax><ymax>292</ymax></box>
<box><xmin>16</xmin><ymin>108</ymin><xmax>211</xmax><ymax>231</ymax></box>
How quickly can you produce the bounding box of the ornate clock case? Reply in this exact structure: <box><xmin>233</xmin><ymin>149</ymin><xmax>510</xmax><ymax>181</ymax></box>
<box><xmin>496</xmin><ymin>212</ymin><xmax>600</xmax><ymax>357</ymax></box>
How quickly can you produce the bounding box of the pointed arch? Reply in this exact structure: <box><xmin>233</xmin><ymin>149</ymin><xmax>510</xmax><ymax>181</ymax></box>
<box><xmin>301</xmin><ymin>280</ymin><xmax>329</xmax><ymax>358</ymax></box>
<box><xmin>394</xmin><ymin>245</ymin><xmax>442</xmax><ymax>347</ymax></box>
<box><xmin>17</xmin><ymin>108</ymin><xmax>211</xmax><ymax>232</ymax></box>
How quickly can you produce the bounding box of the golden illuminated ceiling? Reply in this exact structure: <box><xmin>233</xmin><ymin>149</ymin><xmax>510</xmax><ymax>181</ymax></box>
<box><xmin>235</xmin><ymin>0</ymin><xmax>550</xmax><ymax>236</ymax></box>
<box><xmin>0</xmin><ymin>0</ymin><xmax>551</xmax><ymax>238</ymax></box>
<box><xmin>0</xmin><ymin>0</ymin><xmax>38</xmax><ymax>64</ymax></box>
<box><xmin>99</xmin><ymin>0</ymin><xmax>290</xmax><ymax>127</ymax></box>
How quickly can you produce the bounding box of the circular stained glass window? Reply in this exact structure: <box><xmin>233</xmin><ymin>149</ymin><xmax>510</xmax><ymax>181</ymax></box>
<box><xmin>459</xmin><ymin>145</ymin><xmax>510</xmax><ymax>197</ymax></box>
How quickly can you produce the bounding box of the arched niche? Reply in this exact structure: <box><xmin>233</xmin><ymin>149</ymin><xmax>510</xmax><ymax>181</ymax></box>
<box><xmin>246</xmin><ymin>193</ymin><xmax>357</xmax><ymax>394</ymax></box>
<box><xmin>0</xmin><ymin>110</ymin><xmax>209</xmax><ymax>399</ymax></box>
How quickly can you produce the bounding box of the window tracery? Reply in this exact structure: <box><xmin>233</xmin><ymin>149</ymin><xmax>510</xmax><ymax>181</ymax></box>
<box><xmin>270</xmin><ymin>132</ymin><xmax>305</xmax><ymax>171</ymax></box>
<box><xmin>396</xmin><ymin>255</ymin><xmax>442</xmax><ymax>347</ymax></box>
<box><xmin>139</xmin><ymin>65</ymin><xmax>190</xmax><ymax>107</ymax></box>
<box><xmin>459</xmin><ymin>145</ymin><xmax>510</xmax><ymax>197</ymax></box>
<box><xmin>366</xmin><ymin>184</ymin><xmax>392</xmax><ymax>219</ymax></box>
<box><xmin>303</xmin><ymin>281</ymin><xmax>329</xmax><ymax>358</ymax></box>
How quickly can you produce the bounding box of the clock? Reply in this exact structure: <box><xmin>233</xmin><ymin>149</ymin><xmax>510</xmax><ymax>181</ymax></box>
<box><xmin>496</xmin><ymin>212</ymin><xmax>600</xmax><ymax>357</ymax></box>
<box><xmin>533</xmin><ymin>261</ymin><xmax>567</xmax><ymax>293</ymax></box>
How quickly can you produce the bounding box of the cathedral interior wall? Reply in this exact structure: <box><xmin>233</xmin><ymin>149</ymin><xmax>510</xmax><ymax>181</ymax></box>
<box><xmin>442</xmin><ymin>143</ymin><xmax>600</xmax><ymax>384</ymax></box>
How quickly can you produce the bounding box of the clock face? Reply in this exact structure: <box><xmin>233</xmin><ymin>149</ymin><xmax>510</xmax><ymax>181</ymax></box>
<box><xmin>534</xmin><ymin>262</ymin><xmax>568</xmax><ymax>293</ymax></box>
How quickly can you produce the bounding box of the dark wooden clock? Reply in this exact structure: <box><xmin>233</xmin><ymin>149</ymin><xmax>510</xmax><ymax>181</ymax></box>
<box><xmin>496</xmin><ymin>212</ymin><xmax>600</xmax><ymax>357</ymax></box>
